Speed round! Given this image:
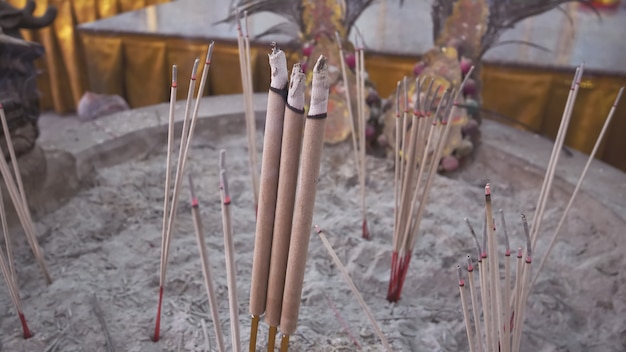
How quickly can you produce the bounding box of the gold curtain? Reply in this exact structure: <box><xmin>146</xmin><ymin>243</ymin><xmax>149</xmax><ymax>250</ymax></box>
<box><xmin>7</xmin><ymin>0</ymin><xmax>169</xmax><ymax>114</ymax></box>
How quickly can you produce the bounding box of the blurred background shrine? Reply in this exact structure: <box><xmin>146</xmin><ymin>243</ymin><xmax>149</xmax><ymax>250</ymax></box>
<box><xmin>5</xmin><ymin>0</ymin><xmax>626</xmax><ymax>172</ymax></box>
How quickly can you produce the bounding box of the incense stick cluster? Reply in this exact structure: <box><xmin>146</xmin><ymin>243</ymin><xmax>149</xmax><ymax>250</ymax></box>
<box><xmin>335</xmin><ymin>32</ymin><xmax>370</xmax><ymax>240</ymax></box>
<box><xmin>247</xmin><ymin>53</ymin><xmax>330</xmax><ymax>352</ymax></box>
<box><xmin>153</xmin><ymin>42</ymin><xmax>214</xmax><ymax>342</ymax></box>
<box><xmin>0</xmin><ymin>104</ymin><xmax>54</xmax><ymax>338</ymax></box>
<box><xmin>455</xmin><ymin>66</ymin><xmax>623</xmax><ymax>352</ymax></box>
<box><xmin>387</xmin><ymin>68</ymin><xmax>475</xmax><ymax>302</ymax></box>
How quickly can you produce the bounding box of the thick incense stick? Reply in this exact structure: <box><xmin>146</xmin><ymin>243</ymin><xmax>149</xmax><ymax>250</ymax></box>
<box><xmin>280</xmin><ymin>56</ymin><xmax>330</xmax><ymax>348</ymax></box>
<box><xmin>249</xmin><ymin>46</ymin><xmax>289</xmax><ymax>337</ymax></box>
<box><xmin>0</xmin><ymin>105</ymin><xmax>50</xmax><ymax>284</ymax></box>
<box><xmin>316</xmin><ymin>226</ymin><xmax>392</xmax><ymax>351</ymax></box>
<box><xmin>236</xmin><ymin>10</ymin><xmax>260</xmax><ymax>208</ymax></box>
<box><xmin>457</xmin><ymin>265</ymin><xmax>475</xmax><ymax>352</ymax></box>
<box><xmin>188</xmin><ymin>175</ymin><xmax>226</xmax><ymax>352</ymax></box>
<box><xmin>220</xmin><ymin>165</ymin><xmax>241</xmax><ymax>352</ymax></box>
<box><xmin>531</xmin><ymin>86</ymin><xmax>624</xmax><ymax>289</ymax></box>
<box><xmin>265</xmin><ymin>64</ymin><xmax>306</xmax><ymax>348</ymax></box>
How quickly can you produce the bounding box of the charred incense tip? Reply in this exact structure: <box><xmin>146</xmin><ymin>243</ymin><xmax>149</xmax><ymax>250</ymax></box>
<box><xmin>219</xmin><ymin>149</ymin><xmax>226</xmax><ymax>171</ymax></box>
<box><xmin>188</xmin><ymin>174</ymin><xmax>198</xmax><ymax>206</ymax></box>
<box><xmin>314</xmin><ymin>224</ymin><xmax>322</xmax><ymax>233</ymax></box>
<box><xmin>206</xmin><ymin>41</ymin><xmax>215</xmax><ymax>64</ymax></box>
<box><xmin>171</xmin><ymin>65</ymin><xmax>178</xmax><ymax>87</ymax></box>
<box><xmin>402</xmin><ymin>76</ymin><xmax>409</xmax><ymax>113</ymax></box>
<box><xmin>457</xmin><ymin>265</ymin><xmax>464</xmax><ymax>286</ymax></box>
<box><xmin>313</xmin><ymin>55</ymin><xmax>327</xmax><ymax>73</ymax></box>
<box><xmin>517</xmin><ymin>247</ymin><xmax>523</xmax><ymax>258</ymax></box>
<box><xmin>269</xmin><ymin>46</ymin><xmax>288</xmax><ymax>89</ymax></box>
<box><xmin>288</xmin><ymin>63</ymin><xmax>306</xmax><ymax>109</ymax></box>
<box><xmin>485</xmin><ymin>183</ymin><xmax>491</xmax><ymax>196</ymax></box>
<box><xmin>334</xmin><ymin>31</ymin><xmax>343</xmax><ymax>49</ymax></box>
<box><xmin>466</xmin><ymin>255</ymin><xmax>474</xmax><ymax>272</ymax></box>
<box><xmin>413</xmin><ymin>77</ymin><xmax>422</xmax><ymax>115</ymax></box>
<box><xmin>395</xmin><ymin>81</ymin><xmax>401</xmax><ymax>117</ymax></box>
<box><xmin>191</xmin><ymin>58</ymin><xmax>200</xmax><ymax>80</ymax></box>
<box><xmin>499</xmin><ymin>208</ymin><xmax>511</xmax><ymax>251</ymax></box>
<box><xmin>220</xmin><ymin>170</ymin><xmax>230</xmax><ymax>203</ymax></box>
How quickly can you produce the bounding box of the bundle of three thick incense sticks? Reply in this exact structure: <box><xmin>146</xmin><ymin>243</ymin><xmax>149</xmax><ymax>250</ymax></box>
<box><xmin>248</xmin><ymin>48</ymin><xmax>331</xmax><ymax>351</ymax></box>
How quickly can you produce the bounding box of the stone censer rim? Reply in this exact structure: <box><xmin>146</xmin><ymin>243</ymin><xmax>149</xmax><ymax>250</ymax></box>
<box><xmin>43</xmin><ymin>93</ymin><xmax>626</xmax><ymax>224</ymax></box>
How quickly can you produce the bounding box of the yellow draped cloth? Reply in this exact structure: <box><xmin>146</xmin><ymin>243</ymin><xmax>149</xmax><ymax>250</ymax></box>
<box><xmin>7</xmin><ymin>0</ymin><xmax>169</xmax><ymax>114</ymax></box>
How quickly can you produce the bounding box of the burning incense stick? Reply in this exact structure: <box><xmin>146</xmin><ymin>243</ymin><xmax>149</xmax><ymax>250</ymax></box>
<box><xmin>264</xmin><ymin>64</ymin><xmax>306</xmax><ymax>351</ymax></box>
<box><xmin>248</xmin><ymin>45</ymin><xmax>289</xmax><ymax>348</ymax></box>
<box><xmin>316</xmin><ymin>226</ymin><xmax>392</xmax><ymax>351</ymax></box>
<box><xmin>279</xmin><ymin>56</ymin><xmax>330</xmax><ymax>350</ymax></box>
<box><xmin>220</xmin><ymin>165</ymin><xmax>241</xmax><ymax>352</ymax></box>
<box><xmin>0</xmin><ymin>105</ymin><xmax>50</xmax><ymax>284</ymax></box>
<box><xmin>484</xmin><ymin>184</ymin><xmax>504</xmax><ymax>351</ymax></box>
<box><xmin>188</xmin><ymin>174</ymin><xmax>226</xmax><ymax>352</ymax></box>
<box><xmin>236</xmin><ymin>10</ymin><xmax>260</xmax><ymax>209</ymax></box>
<box><xmin>531</xmin><ymin>86</ymin><xmax>624</xmax><ymax>289</ymax></box>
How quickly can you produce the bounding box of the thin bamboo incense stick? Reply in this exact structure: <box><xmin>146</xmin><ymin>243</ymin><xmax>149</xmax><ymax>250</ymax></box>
<box><xmin>484</xmin><ymin>184</ymin><xmax>503</xmax><ymax>351</ymax></box>
<box><xmin>236</xmin><ymin>10</ymin><xmax>260</xmax><ymax>209</ymax></box>
<box><xmin>0</xmin><ymin>105</ymin><xmax>50</xmax><ymax>284</ymax></box>
<box><xmin>512</xmin><ymin>215</ymin><xmax>532</xmax><ymax>352</ymax></box>
<box><xmin>249</xmin><ymin>46</ymin><xmax>289</xmax><ymax>341</ymax></box>
<box><xmin>244</xmin><ymin>11</ymin><xmax>260</xmax><ymax>209</ymax></box>
<box><xmin>530</xmin><ymin>86</ymin><xmax>624</xmax><ymax>289</ymax></box>
<box><xmin>335</xmin><ymin>32</ymin><xmax>360</xmax><ymax>176</ymax></box>
<box><xmin>265</xmin><ymin>64</ymin><xmax>306</xmax><ymax>350</ymax></box>
<box><xmin>466</xmin><ymin>256</ymin><xmax>483</xmax><ymax>352</ymax></box>
<box><xmin>154</xmin><ymin>58</ymin><xmax>200</xmax><ymax>342</ymax></box>
<box><xmin>530</xmin><ymin>65</ymin><xmax>583</xmax><ymax>247</ymax></box>
<box><xmin>220</xmin><ymin>167</ymin><xmax>241</xmax><ymax>352</ymax></box>
<box><xmin>157</xmin><ymin>65</ymin><xmax>177</xmax><ymax>333</ymax></box>
<box><xmin>188</xmin><ymin>174</ymin><xmax>226</xmax><ymax>352</ymax></box>
<box><xmin>500</xmin><ymin>209</ymin><xmax>511</xmax><ymax>352</ymax></box>
<box><xmin>357</xmin><ymin>42</ymin><xmax>369</xmax><ymax>240</ymax></box>
<box><xmin>316</xmin><ymin>226</ymin><xmax>392</xmax><ymax>351</ymax></box>
<box><xmin>457</xmin><ymin>265</ymin><xmax>475</xmax><ymax>352</ymax></box>
<box><xmin>387</xmin><ymin>81</ymin><xmax>402</xmax><ymax>301</ymax></box>
<box><xmin>279</xmin><ymin>56</ymin><xmax>330</xmax><ymax>349</ymax></box>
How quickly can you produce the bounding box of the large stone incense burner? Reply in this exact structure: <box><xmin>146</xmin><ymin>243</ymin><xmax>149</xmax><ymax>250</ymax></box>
<box><xmin>1</xmin><ymin>94</ymin><xmax>625</xmax><ymax>351</ymax></box>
